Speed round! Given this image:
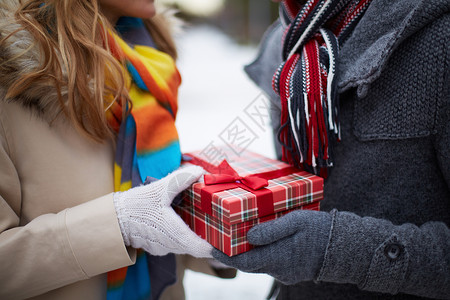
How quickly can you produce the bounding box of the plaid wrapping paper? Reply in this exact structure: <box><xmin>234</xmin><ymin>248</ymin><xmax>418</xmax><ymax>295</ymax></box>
<box><xmin>176</xmin><ymin>148</ymin><xmax>324</xmax><ymax>256</ymax></box>
<box><xmin>174</xmin><ymin>201</ymin><xmax>320</xmax><ymax>256</ymax></box>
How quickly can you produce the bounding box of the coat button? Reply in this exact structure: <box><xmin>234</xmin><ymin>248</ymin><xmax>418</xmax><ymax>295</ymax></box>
<box><xmin>384</xmin><ymin>243</ymin><xmax>402</xmax><ymax>260</ymax></box>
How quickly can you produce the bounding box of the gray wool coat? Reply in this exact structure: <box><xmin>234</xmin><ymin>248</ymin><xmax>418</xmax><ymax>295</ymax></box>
<box><xmin>244</xmin><ymin>0</ymin><xmax>450</xmax><ymax>299</ymax></box>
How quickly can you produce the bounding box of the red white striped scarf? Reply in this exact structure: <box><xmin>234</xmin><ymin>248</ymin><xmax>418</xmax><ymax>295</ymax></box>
<box><xmin>273</xmin><ymin>0</ymin><xmax>372</xmax><ymax>174</ymax></box>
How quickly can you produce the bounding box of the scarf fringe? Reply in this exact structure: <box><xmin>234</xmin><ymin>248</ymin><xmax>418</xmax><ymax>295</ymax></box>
<box><xmin>274</xmin><ymin>0</ymin><xmax>372</xmax><ymax>173</ymax></box>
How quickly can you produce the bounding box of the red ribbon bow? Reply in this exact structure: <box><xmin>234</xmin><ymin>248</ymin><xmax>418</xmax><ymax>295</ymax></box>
<box><xmin>204</xmin><ymin>160</ymin><xmax>269</xmax><ymax>190</ymax></box>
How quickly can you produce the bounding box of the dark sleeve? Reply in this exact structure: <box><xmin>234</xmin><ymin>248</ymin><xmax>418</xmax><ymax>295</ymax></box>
<box><xmin>317</xmin><ymin>210</ymin><xmax>450</xmax><ymax>299</ymax></box>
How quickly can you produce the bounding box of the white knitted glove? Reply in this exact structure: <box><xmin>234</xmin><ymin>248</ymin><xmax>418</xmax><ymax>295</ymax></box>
<box><xmin>113</xmin><ymin>165</ymin><xmax>213</xmax><ymax>258</ymax></box>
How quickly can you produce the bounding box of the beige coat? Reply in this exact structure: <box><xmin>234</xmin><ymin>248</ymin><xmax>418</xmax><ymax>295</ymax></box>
<box><xmin>0</xmin><ymin>97</ymin><xmax>136</xmax><ymax>300</ymax></box>
<box><xmin>0</xmin><ymin>1</ymin><xmax>234</xmax><ymax>299</ymax></box>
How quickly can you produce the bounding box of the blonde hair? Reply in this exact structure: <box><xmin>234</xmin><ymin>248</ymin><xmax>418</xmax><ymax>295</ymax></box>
<box><xmin>4</xmin><ymin>0</ymin><xmax>177</xmax><ymax>142</ymax></box>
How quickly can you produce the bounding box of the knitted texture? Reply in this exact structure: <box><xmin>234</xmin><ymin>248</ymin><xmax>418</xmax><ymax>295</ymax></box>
<box><xmin>114</xmin><ymin>165</ymin><xmax>213</xmax><ymax>257</ymax></box>
<box><xmin>212</xmin><ymin>210</ymin><xmax>332</xmax><ymax>285</ymax></box>
<box><xmin>352</xmin><ymin>21</ymin><xmax>445</xmax><ymax>140</ymax></box>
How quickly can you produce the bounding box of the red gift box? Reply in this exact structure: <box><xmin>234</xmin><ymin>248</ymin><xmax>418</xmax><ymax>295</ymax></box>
<box><xmin>174</xmin><ymin>148</ymin><xmax>324</xmax><ymax>256</ymax></box>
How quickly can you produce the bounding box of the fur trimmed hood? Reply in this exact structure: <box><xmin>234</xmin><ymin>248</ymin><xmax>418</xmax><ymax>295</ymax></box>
<box><xmin>0</xmin><ymin>0</ymin><xmax>64</xmax><ymax>118</ymax></box>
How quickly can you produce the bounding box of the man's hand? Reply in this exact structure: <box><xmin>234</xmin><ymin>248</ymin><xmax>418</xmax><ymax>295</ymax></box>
<box><xmin>212</xmin><ymin>210</ymin><xmax>332</xmax><ymax>284</ymax></box>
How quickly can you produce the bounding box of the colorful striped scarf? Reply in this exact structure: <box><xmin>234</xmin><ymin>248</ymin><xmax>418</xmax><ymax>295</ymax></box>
<box><xmin>105</xmin><ymin>28</ymin><xmax>182</xmax><ymax>300</ymax></box>
<box><xmin>273</xmin><ymin>0</ymin><xmax>372</xmax><ymax>173</ymax></box>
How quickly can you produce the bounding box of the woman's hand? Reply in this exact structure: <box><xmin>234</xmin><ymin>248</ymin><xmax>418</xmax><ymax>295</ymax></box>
<box><xmin>113</xmin><ymin>165</ymin><xmax>213</xmax><ymax>258</ymax></box>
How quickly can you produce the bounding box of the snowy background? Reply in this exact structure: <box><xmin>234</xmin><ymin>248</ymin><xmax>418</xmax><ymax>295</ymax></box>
<box><xmin>174</xmin><ymin>24</ymin><xmax>276</xmax><ymax>299</ymax></box>
<box><xmin>175</xmin><ymin>24</ymin><xmax>276</xmax><ymax>160</ymax></box>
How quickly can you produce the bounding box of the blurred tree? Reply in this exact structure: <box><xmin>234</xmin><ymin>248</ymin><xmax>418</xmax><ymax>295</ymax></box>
<box><xmin>214</xmin><ymin>0</ymin><xmax>279</xmax><ymax>44</ymax></box>
<box><xmin>160</xmin><ymin>0</ymin><xmax>279</xmax><ymax>44</ymax></box>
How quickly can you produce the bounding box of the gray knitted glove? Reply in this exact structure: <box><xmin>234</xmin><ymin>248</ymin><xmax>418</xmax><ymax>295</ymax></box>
<box><xmin>212</xmin><ymin>210</ymin><xmax>332</xmax><ymax>284</ymax></box>
<box><xmin>114</xmin><ymin>165</ymin><xmax>213</xmax><ymax>258</ymax></box>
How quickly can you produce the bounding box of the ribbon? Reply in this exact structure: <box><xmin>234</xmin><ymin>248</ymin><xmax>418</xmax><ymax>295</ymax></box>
<box><xmin>204</xmin><ymin>160</ymin><xmax>270</xmax><ymax>190</ymax></box>
<box><xmin>183</xmin><ymin>154</ymin><xmax>301</xmax><ymax>218</ymax></box>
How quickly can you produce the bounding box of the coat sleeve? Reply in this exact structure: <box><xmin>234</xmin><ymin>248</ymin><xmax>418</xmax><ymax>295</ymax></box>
<box><xmin>0</xmin><ymin>121</ymin><xmax>136</xmax><ymax>299</ymax></box>
<box><xmin>317</xmin><ymin>210</ymin><xmax>450</xmax><ymax>298</ymax></box>
<box><xmin>317</xmin><ymin>59</ymin><xmax>450</xmax><ymax>299</ymax></box>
